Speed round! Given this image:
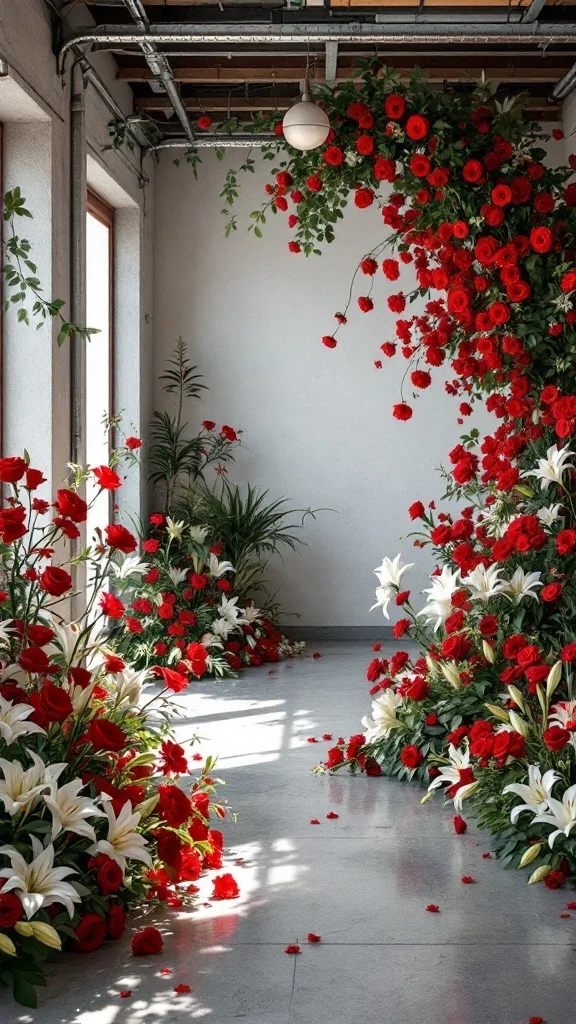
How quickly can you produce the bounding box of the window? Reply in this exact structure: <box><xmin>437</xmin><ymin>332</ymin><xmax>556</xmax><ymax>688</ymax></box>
<box><xmin>85</xmin><ymin>190</ymin><xmax>114</xmax><ymax>549</ymax></box>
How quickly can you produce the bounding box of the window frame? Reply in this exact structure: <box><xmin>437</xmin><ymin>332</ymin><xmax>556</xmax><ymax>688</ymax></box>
<box><xmin>86</xmin><ymin>188</ymin><xmax>115</xmax><ymax>442</ymax></box>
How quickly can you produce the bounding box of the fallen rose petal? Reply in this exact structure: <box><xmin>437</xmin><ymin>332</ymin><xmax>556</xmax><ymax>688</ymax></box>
<box><xmin>426</xmin><ymin>904</ymin><xmax>440</xmax><ymax>913</ymax></box>
<box><xmin>174</xmin><ymin>984</ymin><xmax>191</xmax><ymax>995</ymax></box>
<box><xmin>373</xmin><ymin>642</ymin><xmax>382</xmax><ymax>652</ymax></box>
<box><xmin>186</xmin><ymin>884</ymin><xmax>200</xmax><ymax>894</ymax></box>
<box><xmin>322</xmin><ymin>733</ymin><xmax>333</xmax><ymax>741</ymax></box>
<box><xmin>453</xmin><ymin>814</ymin><xmax>467</xmax><ymax>835</ymax></box>
<box><xmin>310</xmin><ymin>818</ymin><xmax>320</xmax><ymax>824</ymax></box>
<box><xmin>326</xmin><ymin>812</ymin><xmax>339</xmax><ymax>819</ymax></box>
<box><xmin>307</xmin><ymin>933</ymin><xmax>321</xmax><ymax>943</ymax></box>
<box><xmin>560</xmin><ymin>912</ymin><xmax>571</xmax><ymax>918</ymax></box>
<box><xmin>307</xmin><ymin>737</ymin><xmax>318</xmax><ymax>743</ymax></box>
<box><xmin>285</xmin><ymin>944</ymin><xmax>301</xmax><ymax>954</ymax></box>
<box><xmin>160</xmin><ymin>968</ymin><xmax>173</xmax><ymax>975</ymax></box>
<box><xmin>482</xmin><ymin>852</ymin><xmax>492</xmax><ymax>859</ymax></box>
<box><xmin>312</xmin><ymin>652</ymin><xmax>321</xmax><ymax>659</ymax></box>
<box><xmin>567</xmin><ymin>902</ymin><xmax>576</xmax><ymax>910</ymax></box>
<box><xmin>192</xmin><ymin>753</ymin><xmax>203</xmax><ymax>761</ymax></box>
<box><xmin>119</xmin><ymin>991</ymin><xmax>132</xmax><ymax>999</ymax></box>
<box><xmin>461</xmin><ymin>876</ymin><xmax>475</xmax><ymax>884</ymax></box>
<box><xmin>528</xmin><ymin>1017</ymin><xmax>545</xmax><ymax>1024</ymax></box>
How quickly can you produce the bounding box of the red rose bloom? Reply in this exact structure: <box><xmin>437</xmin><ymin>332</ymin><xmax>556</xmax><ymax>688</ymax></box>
<box><xmin>87</xmin><ymin>717</ymin><xmax>127</xmax><ymax>752</ymax></box>
<box><xmin>530</xmin><ymin>226</ymin><xmax>553</xmax><ymax>253</ymax></box>
<box><xmin>56</xmin><ymin>488</ymin><xmax>88</xmax><ymax>523</ymax></box>
<box><xmin>107</xmin><ymin>904</ymin><xmax>126</xmax><ymax>940</ymax></box>
<box><xmin>211</xmin><ymin>873</ymin><xmax>240</xmax><ymax>900</ymax></box>
<box><xmin>0</xmin><ymin>893</ymin><xmax>23</xmax><ymax>928</ymax></box>
<box><xmin>97</xmin><ymin>857</ymin><xmax>124</xmax><ymax>895</ymax></box>
<box><xmin>401</xmin><ymin>744</ymin><xmax>423</xmax><ymax>769</ymax></box>
<box><xmin>356</xmin><ymin>134</ymin><xmax>374</xmax><ymax>156</ymax></box>
<box><xmin>93</xmin><ymin>465</ymin><xmax>121</xmax><ymax>490</ymax></box>
<box><xmin>385</xmin><ymin>93</ymin><xmax>405</xmax><ymax>119</ymax></box>
<box><xmin>541</xmin><ymin>583</ymin><xmax>563</xmax><ymax>602</ymax></box>
<box><xmin>197</xmin><ymin>115</ymin><xmax>212</xmax><ymax>130</ymax></box>
<box><xmin>105</xmin><ymin>524</ymin><xmax>137</xmax><ymax>553</ymax></box>
<box><xmin>40</xmin><ymin>682</ymin><xmax>73</xmax><ymax>722</ymax></box>
<box><xmin>131</xmin><ymin>926</ymin><xmax>164</xmax><ymax>956</ymax></box>
<box><xmin>323</xmin><ymin>145</ymin><xmax>344</xmax><ymax>167</ymax></box>
<box><xmin>543</xmin><ymin>725</ymin><xmax>570</xmax><ymax>751</ymax></box>
<box><xmin>39</xmin><ymin>565</ymin><xmax>72</xmax><ymax>597</ymax></box>
<box><xmin>322</xmin><ymin>335</ymin><xmax>337</xmax><ymax>349</ymax></box>
<box><xmin>463</xmin><ymin>159</ymin><xmax>483</xmax><ymax>183</ymax></box>
<box><xmin>158</xmin><ymin>783</ymin><xmax>191</xmax><ymax>828</ymax></box>
<box><xmin>393</xmin><ymin>403</ymin><xmax>413</xmax><ymax>421</ymax></box>
<box><xmin>405</xmin><ymin>114</ymin><xmax>429</xmax><ymax>140</ymax></box>
<box><xmin>100</xmin><ymin>592</ymin><xmax>125</xmax><ymax>619</ymax></box>
<box><xmin>0</xmin><ymin>456</ymin><xmax>27</xmax><ymax>483</ymax></box>
<box><xmin>74</xmin><ymin>913</ymin><xmax>106</xmax><ymax>953</ymax></box>
<box><xmin>354</xmin><ymin>188</ymin><xmax>374</xmax><ymax>209</ymax></box>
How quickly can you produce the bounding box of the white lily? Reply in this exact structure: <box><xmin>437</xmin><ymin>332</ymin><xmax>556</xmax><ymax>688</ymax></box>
<box><xmin>218</xmin><ymin>594</ymin><xmax>247</xmax><ymax>626</ymax></box>
<box><xmin>110</xmin><ymin>555</ymin><xmax>150</xmax><ymax>581</ymax></box>
<box><xmin>361</xmin><ymin>690</ymin><xmax>404</xmax><ymax>742</ymax></box>
<box><xmin>242</xmin><ymin>604</ymin><xmax>262</xmax><ymax>624</ymax></box>
<box><xmin>549</xmin><ymin>700</ymin><xmax>576</xmax><ymax>732</ymax></box>
<box><xmin>453</xmin><ymin>780</ymin><xmax>480</xmax><ymax>811</ymax></box>
<box><xmin>200</xmin><ymin>631</ymin><xmax>224</xmax><ymax>650</ymax></box>
<box><xmin>522</xmin><ymin>443</ymin><xmax>575</xmax><ymax>491</ymax></box>
<box><xmin>462</xmin><ymin>563</ymin><xmax>508</xmax><ymax>602</ymax></box>
<box><xmin>0</xmin><ymin>664</ymin><xmax>27</xmax><ymax>687</ymax></box>
<box><xmin>43</xmin><ymin>778</ymin><xmax>104</xmax><ymax>842</ymax></box>
<box><xmin>0</xmin><ymin>836</ymin><xmax>80</xmax><ymax>919</ymax></box>
<box><xmin>209</xmin><ymin>553</ymin><xmax>235</xmax><ymax>578</ymax></box>
<box><xmin>168</xmin><ymin>566</ymin><xmax>188</xmax><ymax>587</ymax></box>
<box><xmin>418</xmin><ymin>566</ymin><xmax>462</xmax><ymax>630</ymax></box>
<box><xmin>428</xmin><ymin>744</ymin><xmax>471</xmax><ymax>795</ymax></box>
<box><xmin>502</xmin><ymin>567</ymin><xmax>543</xmax><ymax>606</ymax></box>
<box><xmin>0</xmin><ymin>752</ymin><xmax>66</xmax><ymax>817</ymax></box>
<box><xmin>64</xmin><ymin>677</ymin><xmax>97</xmax><ymax>717</ymax></box>
<box><xmin>374</xmin><ymin>554</ymin><xmax>414</xmax><ymax>591</ymax></box>
<box><xmin>166</xmin><ymin>517</ymin><xmax>185</xmax><ymax>542</ymax></box>
<box><xmin>112</xmin><ymin>666</ymin><xmax>148</xmax><ymax>708</ymax></box>
<box><xmin>532</xmin><ymin>783</ymin><xmax>576</xmax><ymax>847</ymax></box>
<box><xmin>537</xmin><ymin>503</ymin><xmax>563</xmax><ymax>528</ymax></box>
<box><xmin>211</xmin><ymin>617</ymin><xmax>237</xmax><ymax>640</ymax></box>
<box><xmin>87</xmin><ymin>801</ymin><xmax>152</xmax><ymax>872</ymax></box>
<box><xmin>189</xmin><ymin>525</ymin><xmax>209</xmax><ymax>544</ymax></box>
<box><xmin>45</xmin><ymin>619</ymin><xmax>85</xmax><ymax>665</ymax></box>
<box><xmin>0</xmin><ymin>697</ymin><xmax>46</xmax><ymax>745</ymax></box>
<box><xmin>503</xmin><ymin>765</ymin><xmax>559</xmax><ymax>823</ymax></box>
<box><xmin>0</xmin><ymin>620</ymin><xmax>15</xmax><ymax>647</ymax></box>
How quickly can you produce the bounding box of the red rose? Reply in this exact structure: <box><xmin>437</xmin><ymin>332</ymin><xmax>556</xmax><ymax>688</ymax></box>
<box><xmin>99</xmin><ymin>591</ymin><xmax>125</xmax><ymax>619</ymax></box>
<box><xmin>356</xmin><ymin>134</ymin><xmax>374</xmax><ymax>156</ymax></box>
<box><xmin>18</xmin><ymin>646</ymin><xmax>50</xmax><ymax>675</ymax></box>
<box><xmin>492</xmin><ymin>730</ymin><xmax>525</xmax><ymax>761</ymax></box>
<box><xmin>393</xmin><ymin>403</ymin><xmax>412</xmax><ymax>422</ymax></box>
<box><xmin>27</xmin><ymin>624</ymin><xmax>54</xmax><ymax>647</ymax></box>
<box><xmin>557</xmin><ymin>529</ymin><xmax>576</xmax><ymax>555</ymax></box>
<box><xmin>541</xmin><ymin>583</ymin><xmax>563</xmax><ymax>602</ymax></box>
<box><xmin>373</xmin><ymin>157</ymin><xmax>396</xmax><ymax>182</ymax></box>
<box><xmin>543</xmin><ymin>725</ymin><xmax>570</xmax><ymax>751</ymax></box>
<box><xmin>180</xmin><ymin>846</ymin><xmax>203</xmax><ymax>881</ymax></box>
<box><xmin>56</xmin><ymin>488</ymin><xmax>87</xmax><ymax>523</ymax></box>
<box><xmin>306</xmin><ymin>175</ymin><xmax>322</xmax><ymax>192</ymax></box>
<box><xmin>74</xmin><ymin>913</ymin><xmax>106</xmax><ymax>953</ymax></box>
<box><xmin>530</xmin><ymin>226</ymin><xmax>553</xmax><ymax>253</ymax></box>
<box><xmin>385</xmin><ymin>93</ymin><xmax>405</xmax><ymax>119</ymax></box>
<box><xmin>441</xmin><ymin>633</ymin><xmax>470</xmax><ymax>661</ymax></box>
<box><xmin>479</xmin><ymin>615</ymin><xmax>498</xmax><ymax>637</ymax></box>
<box><xmin>93</xmin><ymin>465</ymin><xmax>121</xmax><ymax>490</ymax></box>
<box><xmin>463</xmin><ymin>159</ymin><xmax>483</xmax><ymax>183</ymax></box>
<box><xmin>105</xmin><ymin>524</ymin><xmax>137</xmax><ymax>553</ymax></box>
<box><xmin>157</xmin><ymin>666</ymin><xmax>189</xmax><ymax>694</ymax></box>
<box><xmin>197</xmin><ymin>115</ymin><xmax>212</xmax><ymax>130</ymax></box>
<box><xmin>158</xmin><ymin>783</ymin><xmax>191</xmax><ymax>828</ymax></box>
<box><xmin>405</xmin><ymin>114</ymin><xmax>429</xmax><ymax>140</ymax></box>
<box><xmin>0</xmin><ymin>504</ymin><xmax>27</xmax><ymax>543</ymax></box>
<box><xmin>211</xmin><ymin>873</ymin><xmax>240</xmax><ymax>900</ymax></box>
<box><xmin>323</xmin><ymin>145</ymin><xmax>343</xmax><ymax>167</ymax></box>
<box><xmin>131</xmin><ymin>926</ymin><xmax>164</xmax><ymax>956</ymax></box>
<box><xmin>0</xmin><ymin>457</ymin><xmax>27</xmax><ymax>483</ymax></box>
<box><xmin>156</xmin><ymin>828</ymin><xmax>183</xmax><ymax>870</ymax></box>
<box><xmin>408</xmin><ymin>501</ymin><xmax>425</xmax><ymax>520</ymax></box>
<box><xmin>159</xmin><ymin>739</ymin><xmax>189</xmax><ymax>775</ymax></box>
<box><xmin>544</xmin><ymin>869</ymin><xmax>564</xmax><ymax>890</ymax></box>
<box><xmin>406</xmin><ymin>677</ymin><xmax>429</xmax><ymax>701</ymax></box>
<box><xmin>97</xmin><ymin>856</ymin><xmax>124</xmax><ymax>895</ymax></box>
<box><xmin>87</xmin><ymin>717</ymin><xmax>127</xmax><ymax>752</ymax></box>
<box><xmin>354</xmin><ymin>188</ymin><xmax>374</xmax><ymax>209</ymax></box>
<box><xmin>325</xmin><ymin>745</ymin><xmax>344</xmax><ymax>768</ymax></box>
<box><xmin>39</xmin><ymin>565</ymin><xmax>72</xmax><ymax>597</ymax></box>
<box><xmin>400</xmin><ymin>744</ymin><xmax>423</xmax><ymax>769</ymax></box>
<box><xmin>0</xmin><ymin>892</ymin><xmax>23</xmax><ymax>928</ymax></box>
<box><xmin>40</xmin><ymin>682</ymin><xmax>73</xmax><ymax>722</ymax></box>
<box><xmin>107</xmin><ymin>904</ymin><xmax>126</xmax><ymax>940</ymax></box>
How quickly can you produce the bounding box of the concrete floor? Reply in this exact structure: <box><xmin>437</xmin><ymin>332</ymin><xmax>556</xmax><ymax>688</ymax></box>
<box><xmin>3</xmin><ymin>642</ymin><xmax>575</xmax><ymax>1023</ymax></box>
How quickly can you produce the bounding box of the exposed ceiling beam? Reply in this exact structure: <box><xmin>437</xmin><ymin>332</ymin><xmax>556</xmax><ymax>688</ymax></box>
<box><xmin>325</xmin><ymin>41</ymin><xmax>338</xmax><ymax>87</ymax></box>
<box><xmin>135</xmin><ymin>93</ymin><xmax>561</xmax><ymax>112</ymax></box>
<box><xmin>120</xmin><ymin>64</ymin><xmax>571</xmax><ymax>83</ymax></box>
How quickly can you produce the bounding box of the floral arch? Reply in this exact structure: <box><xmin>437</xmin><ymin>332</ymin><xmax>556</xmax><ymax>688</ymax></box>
<box><xmin>214</xmin><ymin>64</ymin><xmax>576</xmax><ymax>886</ymax></box>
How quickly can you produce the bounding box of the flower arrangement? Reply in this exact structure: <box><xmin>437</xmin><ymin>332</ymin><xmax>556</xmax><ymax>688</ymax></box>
<box><xmin>110</xmin><ymin>513</ymin><xmax>304</xmax><ymax>675</ymax></box>
<box><xmin>0</xmin><ymin>455</ymin><xmax>234</xmax><ymax>1006</ymax></box>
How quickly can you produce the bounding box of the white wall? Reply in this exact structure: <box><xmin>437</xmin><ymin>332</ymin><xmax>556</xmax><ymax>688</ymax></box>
<box><xmin>153</xmin><ymin>151</ymin><xmax>493</xmax><ymax>629</ymax></box>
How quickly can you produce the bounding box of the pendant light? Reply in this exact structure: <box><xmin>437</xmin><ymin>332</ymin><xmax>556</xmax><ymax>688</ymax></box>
<box><xmin>282</xmin><ymin>53</ymin><xmax>330</xmax><ymax>152</ymax></box>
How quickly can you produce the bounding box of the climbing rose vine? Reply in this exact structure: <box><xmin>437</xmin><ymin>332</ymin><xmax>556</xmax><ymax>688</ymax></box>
<box><xmin>218</xmin><ymin>65</ymin><xmax>576</xmax><ymax>888</ymax></box>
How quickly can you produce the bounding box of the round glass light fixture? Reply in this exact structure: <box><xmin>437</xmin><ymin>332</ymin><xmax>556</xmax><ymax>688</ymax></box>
<box><xmin>282</xmin><ymin>85</ymin><xmax>330</xmax><ymax>152</ymax></box>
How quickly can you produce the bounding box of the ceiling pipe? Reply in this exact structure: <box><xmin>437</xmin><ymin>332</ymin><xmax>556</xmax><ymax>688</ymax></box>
<box><xmin>553</xmin><ymin>64</ymin><xmax>576</xmax><ymax>100</ymax></box>
<box><xmin>152</xmin><ymin>135</ymin><xmax>274</xmax><ymax>150</ymax></box>
<box><xmin>119</xmin><ymin>0</ymin><xmax>196</xmax><ymax>145</ymax></box>
<box><xmin>57</xmin><ymin>23</ymin><xmax>576</xmax><ymax>74</ymax></box>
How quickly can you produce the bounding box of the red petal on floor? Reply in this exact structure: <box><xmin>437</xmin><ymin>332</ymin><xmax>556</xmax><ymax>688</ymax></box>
<box><xmin>174</xmin><ymin>984</ymin><xmax>191</xmax><ymax>995</ymax></box>
<box><xmin>322</xmin><ymin>733</ymin><xmax>333</xmax><ymax>741</ymax></box>
<box><xmin>307</xmin><ymin>737</ymin><xmax>318</xmax><ymax>743</ymax></box>
<box><xmin>425</xmin><ymin>904</ymin><xmax>440</xmax><ymax>913</ymax></box>
<box><xmin>461</xmin><ymin>876</ymin><xmax>475</xmax><ymax>884</ymax></box>
<box><xmin>192</xmin><ymin>753</ymin><xmax>203</xmax><ymax>761</ymax></box>
<box><xmin>560</xmin><ymin>913</ymin><xmax>571</xmax><ymax>918</ymax></box>
<box><xmin>567</xmin><ymin>902</ymin><xmax>576</xmax><ymax>910</ymax></box>
<box><xmin>310</xmin><ymin>818</ymin><xmax>320</xmax><ymax>824</ymax></box>
<box><xmin>372</xmin><ymin>643</ymin><xmax>382</xmax><ymax>652</ymax></box>
<box><xmin>482</xmin><ymin>852</ymin><xmax>492</xmax><ymax>859</ymax></box>
<box><xmin>186</xmin><ymin>884</ymin><xmax>200</xmax><ymax>894</ymax></box>
<box><xmin>312</xmin><ymin>652</ymin><xmax>322</xmax><ymax>659</ymax></box>
<box><xmin>326</xmin><ymin>812</ymin><xmax>339</xmax><ymax>819</ymax></box>
<box><xmin>307</xmin><ymin>933</ymin><xmax>321</xmax><ymax>942</ymax></box>
<box><xmin>160</xmin><ymin>968</ymin><xmax>173</xmax><ymax>975</ymax></box>
<box><xmin>528</xmin><ymin>1017</ymin><xmax>545</xmax><ymax>1024</ymax></box>
<box><xmin>119</xmin><ymin>991</ymin><xmax>132</xmax><ymax>998</ymax></box>
<box><xmin>285</xmin><ymin>945</ymin><xmax>301</xmax><ymax>954</ymax></box>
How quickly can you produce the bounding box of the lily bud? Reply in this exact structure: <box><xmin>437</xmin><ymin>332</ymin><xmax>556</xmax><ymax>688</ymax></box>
<box><xmin>29</xmin><ymin>922</ymin><xmax>61</xmax><ymax>950</ymax></box>
<box><xmin>482</xmin><ymin>640</ymin><xmax>495</xmax><ymax>664</ymax></box>
<box><xmin>425</xmin><ymin>654</ymin><xmax>436</xmax><ymax>675</ymax></box>
<box><xmin>0</xmin><ymin>933</ymin><xmax>16</xmax><ymax>956</ymax></box>
<box><xmin>528</xmin><ymin>864</ymin><xmax>551</xmax><ymax>885</ymax></box>
<box><xmin>507</xmin><ymin>685</ymin><xmax>525</xmax><ymax>713</ymax></box>
<box><xmin>546</xmin><ymin>661</ymin><xmax>562</xmax><ymax>701</ymax></box>
<box><xmin>440</xmin><ymin>661</ymin><xmax>461</xmax><ymax>689</ymax></box>
<box><xmin>421</xmin><ymin>791</ymin><xmax>434</xmax><ymax>805</ymax></box>
<box><xmin>508</xmin><ymin>710</ymin><xmax>530</xmax><ymax>738</ymax></box>
<box><xmin>513</xmin><ymin>484</ymin><xmax>535</xmax><ymax>498</ymax></box>
<box><xmin>136</xmin><ymin>794</ymin><xmax>159</xmax><ymax>818</ymax></box>
<box><xmin>14</xmin><ymin>921</ymin><xmax>34</xmax><ymax>937</ymax></box>
<box><xmin>536</xmin><ymin>683</ymin><xmax>547</xmax><ymax>718</ymax></box>
<box><xmin>519</xmin><ymin>843</ymin><xmax>543</xmax><ymax>868</ymax></box>
<box><xmin>484</xmin><ymin>702</ymin><xmax>510</xmax><ymax>723</ymax></box>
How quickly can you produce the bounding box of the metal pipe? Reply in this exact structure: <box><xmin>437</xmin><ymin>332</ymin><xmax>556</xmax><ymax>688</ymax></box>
<box><xmin>553</xmin><ymin>64</ymin><xmax>576</xmax><ymax>100</ymax></box>
<box><xmin>69</xmin><ymin>60</ymin><xmax>87</xmax><ymax>468</ymax></box>
<box><xmin>522</xmin><ymin>0</ymin><xmax>548</xmax><ymax>23</ymax></box>
<box><xmin>58</xmin><ymin>22</ymin><xmax>576</xmax><ymax>72</ymax></box>
<box><xmin>152</xmin><ymin>134</ymin><xmax>274</xmax><ymax>150</ymax></box>
<box><xmin>120</xmin><ymin>0</ymin><xmax>196</xmax><ymax>146</ymax></box>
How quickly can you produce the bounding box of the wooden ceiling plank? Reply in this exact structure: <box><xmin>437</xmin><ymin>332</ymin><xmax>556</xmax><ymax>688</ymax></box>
<box><xmin>121</xmin><ymin>64</ymin><xmax>569</xmax><ymax>82</ymax></box>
